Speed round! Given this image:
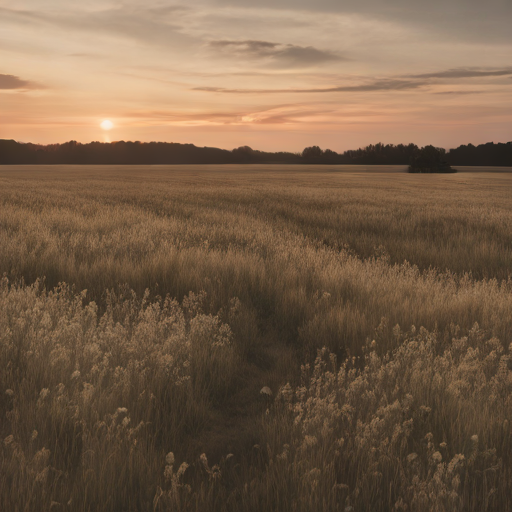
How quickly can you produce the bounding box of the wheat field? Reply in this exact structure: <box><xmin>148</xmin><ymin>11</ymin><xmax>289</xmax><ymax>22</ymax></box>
<box><xmin>1</xmin><ymin>165</ymin><xmax>512</xmax><ymax>511</ymax></box>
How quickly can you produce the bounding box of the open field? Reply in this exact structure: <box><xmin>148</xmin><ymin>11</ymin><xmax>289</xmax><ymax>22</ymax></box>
<box><xmin>1</xmin><ymin>165</ymin><xmax>512</xmax><ymax>511</ymax></box>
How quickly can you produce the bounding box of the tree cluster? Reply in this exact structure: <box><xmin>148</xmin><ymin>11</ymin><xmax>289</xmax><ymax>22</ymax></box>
<box><xmin>446</xmin><ymin>142</ymin><xmax>512</xmax><ymax>167</ymax></box>
<box><xmin>301</xmin><ymin>142</ymin><xmax>511</xmax><ymax>168</ymax></box>
<box><xmin>0</xmin><ymin>139</ymin><xmax>510</xmax><ymax>166</ymax></box>
<box><xmin>0</xmin><ymin>140</ymin><xmax>300</xmax><ymax>165</ymax></box>
<box><xmin>408</xmin><ymin>146</ymin><xmax>455</xmax><ymax>173</ymax></box>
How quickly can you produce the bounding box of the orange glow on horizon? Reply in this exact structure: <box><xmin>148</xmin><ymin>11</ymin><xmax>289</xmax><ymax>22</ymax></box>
<box><xmin>1</xmin><ymin>2</ymin><xmax>510</xmax><ymax>151</ymax></box>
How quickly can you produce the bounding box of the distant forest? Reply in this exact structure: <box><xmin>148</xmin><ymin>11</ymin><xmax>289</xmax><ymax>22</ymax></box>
<box><xmin>0</xmin><ymin>139</ymin><xmax>511</xmax><ymax>166</ymax></box>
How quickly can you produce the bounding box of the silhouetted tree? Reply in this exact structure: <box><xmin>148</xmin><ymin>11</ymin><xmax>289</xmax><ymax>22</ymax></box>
<box><xmin>446</xmin><ymin>141</ymin><xmax>512</xmax><ymax>166</ymax></box>
<box><xmin>409</xmin><ymin>145</ymin><xmax>455</xmax><ymax>173</ymax></box>
<box><xmin>302</xmin><ymin>146</ymin><xmax>324</xmax><ymax>159</ymax></box>
<box><xmin>0</xmin><ymin>139</ymin><xmax>510</xmax><ymax>166</ymax></box>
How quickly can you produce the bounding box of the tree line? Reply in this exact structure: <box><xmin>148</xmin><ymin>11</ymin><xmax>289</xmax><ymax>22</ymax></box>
<box><xmin>0</xmin><ymin>139</ymin><xmax>510</xmax><ymax>166</ymax></box>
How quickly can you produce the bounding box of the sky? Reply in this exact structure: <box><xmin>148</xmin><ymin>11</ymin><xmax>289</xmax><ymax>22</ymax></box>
<box><xmin>1</xmin><ymin>0</ymin><xmax>511</xmax><ymax>152</ymax></box>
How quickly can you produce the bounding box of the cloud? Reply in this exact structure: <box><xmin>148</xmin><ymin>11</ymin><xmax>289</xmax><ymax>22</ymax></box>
<box><xmin>124</xmin><ymin>104</ymin><xmax>337</xmax><ymax>126</ymax></box>
<box><xmin>193</xmin><ymin>86</ymin><xmax>227</xmax><ymax>92</ymax></box>
<box><xmin>127</xmin><ymin>110</ymin><xmax>237</xmax><ymax>123</ymax></box>
<box><xmin>433</xmin><ymin>90</ymin><xmax>486</xmax><ymax>95</ymax></box>
<box><xmin>68</xmin><ymin>52</ymin><xmax>100</xmax><ymax>58</ymax></box>
<box><xmin>0</xmin><ymin>6</ymin><xmax>197</xmax><ymax>52</ymax></box>
<box><xmin>192</xmin><ymin>65</ymin><xmax>512</xmax><ymax>96</ymax></box>
<box><xmin>209</xmin><ymin>39</ymin><xmax>342</xmax><ymax>67</ymax></box>
<box><xmin>193</xmin><ymin>78</ymin><xmax>427</xmax><ymax>94</ymax></box>
<box><xmin>0</xmin><ymin>73</ymin><xmax>41</xmax><ymax>90</ymax></box>
<box><xmin>414</xmin><ymin>68</ymin><xmax>512</xmax><ymax>79</ymax></box>
<box><xmin>210</xmin><ymin>0</ymin><xmax>512</xmax><ymax>44</ymax></box>
<box><xmin>329</xmin><ymin>80</ymin><xmax>426</xmax><ymax>93</ymax></box>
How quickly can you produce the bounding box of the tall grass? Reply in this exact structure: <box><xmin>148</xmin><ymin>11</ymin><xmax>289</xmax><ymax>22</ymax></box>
<box><xmin>1</xmin><ymin>165</ymin><xmax>512</xmax><ymax>510</ymax></box>
<box><xmin>0</xmin><ymin>279</ymin><xmax>242</xmax><ymax>511</ymax></box>
<box><xmin>1</xmin><ymin>167</ymin><xmax>511</xmax><ymax>354</ymax></box>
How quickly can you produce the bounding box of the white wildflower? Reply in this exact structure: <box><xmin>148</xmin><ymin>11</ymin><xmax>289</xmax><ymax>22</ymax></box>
<box><xmin>165</xmin><ymin>452</ymin><xmax>175</xmax><ymax>465</ymax></box>
<box><xmin>278</xmin><ymin>383</ymin><xmax>293</xmax><ymax>403</ymax></box>
<box><xmin>406</xmin><ymin>452</ymin><xmax>418</xmax><ymax>463</ymax></box>
<box><xmin>432</xmin><ymin>451</ymin><xmax>443</xmax><ymax>463</ymax></box>
<box><xmin>200</xmin><ymin>453</ymin><xmax>209</xmax><ymax>470</ymax></box>
<box><xmin>177</xmin><ymin>462</ymin><xmax>188</xmax><ymax>477</ymax></box>
<box><xmin>303</xmin><ymin>435</ymin><xmax>318</xmax><ymax>447</ymax></box>
<box><xmin>448</xmin><ymin>454</ymin><xmax>465</xmax><ymax>473</ymax></box>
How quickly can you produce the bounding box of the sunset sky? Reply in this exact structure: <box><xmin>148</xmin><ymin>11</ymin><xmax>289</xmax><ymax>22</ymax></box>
<box><xmin>1</xmin><ymin>0</ymin><xmax>511</xmax><ymax>152</ymax></box>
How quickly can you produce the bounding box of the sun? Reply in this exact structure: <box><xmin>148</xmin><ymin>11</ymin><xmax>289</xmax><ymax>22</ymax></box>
<box><xmin>100</xmin><ymin>119</ymin><xmax>114</xmax><ymax>130</ymax></box>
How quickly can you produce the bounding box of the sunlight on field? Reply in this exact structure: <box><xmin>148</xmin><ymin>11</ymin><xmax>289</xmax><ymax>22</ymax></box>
<box><xmin>1</xmin><ymin>165</ymin><xmax>512</xmax><ymax>511</ymax></box>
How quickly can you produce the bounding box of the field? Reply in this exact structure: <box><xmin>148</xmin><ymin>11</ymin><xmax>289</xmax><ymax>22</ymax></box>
<box><xmin>1</xmin><ymin>164</ymin><xmax>512</xmax><ymax>511</ymax></box>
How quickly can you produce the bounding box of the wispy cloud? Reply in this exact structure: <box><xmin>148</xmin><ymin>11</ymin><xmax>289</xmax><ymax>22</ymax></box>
<box><xmin>209</xmin><ymin>39</ymin><xmax>342</xmax><ymax>68</ymax></box>
<box><xmin>0</xmin><ymin>6</ymin><xmax>197</xmax><ymax>52</ymax></box>
<box><xmin>434</xmin><ymin>90</ymin><xmax>486</xmax><ymax>95</ymax></box>
<box><xmin>210</xmin><ymin>0</ymin><xmax>512</xmax><ymax>44</ymax></box>
<box><xmin>68</xmin><ymin>52</ymin><xmax>100</xmax><ymax>58</ymax></box>
<box><xmin>124</xmin><ymin>104</ymin><xmax>338</xmax><ymax>126</ymax></box>
<box><xmin>413</xmin><ymin>68</ymin><xmax>512</xmax><ymax>79</ymax></box>
<box><xmin>126</xmin><ymin>110</ymin><xmax>238</xmax><ymax>123</ymax></box>
<box><xmin>193</xmin><ymin>66</ymin><xmax>512</xmax><ymax>96</ymax></box>
<box><xmin>193</xmin><ymin>79</ymin><xmax>427</xmax><ymax>94</ymax></box>
<box><xmin>0</xmin><ymin>73</ymin><xmax>42</xmax><ymax>90</ymax></box>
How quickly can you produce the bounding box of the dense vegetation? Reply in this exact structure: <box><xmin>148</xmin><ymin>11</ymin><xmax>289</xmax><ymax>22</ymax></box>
<box><xmin>1</xmin><ymin>139</ymin><xmax>511</xmax><ymax>166</ymax></box>
<box><xmin>0</xmin><ymin>140</ymin><xmax>300</xmax><ymax>165</ymax></box>
<box><xmin>1</xmin><ymin>165</ymin><xmax>512</xmax><ymax>511</ymax></box>
<box><xmin>408</xmin><ymin>145</ymin><xmax>456</xmax><ymax>173</ymax></box>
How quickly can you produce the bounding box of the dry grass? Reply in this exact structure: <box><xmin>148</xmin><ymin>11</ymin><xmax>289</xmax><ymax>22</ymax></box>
<box><xmin>1</xmin><ymin>164</ymin><xmax>512</xmax><ymax>511</ymax></box>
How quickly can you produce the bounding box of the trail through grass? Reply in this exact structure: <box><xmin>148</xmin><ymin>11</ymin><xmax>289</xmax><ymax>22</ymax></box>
<box><xmin>1</xmin><ymin>165</ymin><xmax>512</xmax><ymax>511</ymax></box>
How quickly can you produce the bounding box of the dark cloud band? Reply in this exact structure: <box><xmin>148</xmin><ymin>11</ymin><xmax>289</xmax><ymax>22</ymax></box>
<box><xmin>0</xmin><ymin>73</ymin><xmax>40</xmax><ymax>90</ymax></box>
<box><xmin>209</xmin><ymin>39</ymin><xmax>342</xmax><ymax>68</ymax></box>
<box><xmin>414</xmin><ymin>68</ymin><xmax>512</xmax><ymax>79</ymax></box>
<box><xmin>193</xmin><ymin>67</ymin><xmax>512</xmax><ymax>95</ymax></box>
